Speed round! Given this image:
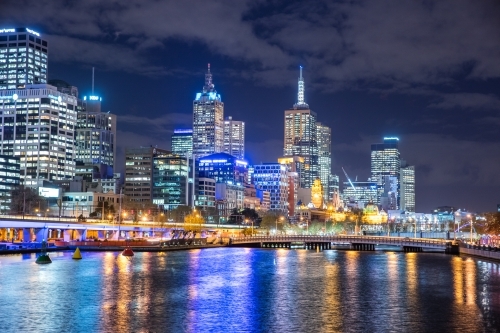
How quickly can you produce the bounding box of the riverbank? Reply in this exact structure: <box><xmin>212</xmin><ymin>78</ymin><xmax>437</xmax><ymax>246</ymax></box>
<box><xmin>459</xmin><ymin>244</ymin><xmax>500</xmax><ymax>261</ymax></box>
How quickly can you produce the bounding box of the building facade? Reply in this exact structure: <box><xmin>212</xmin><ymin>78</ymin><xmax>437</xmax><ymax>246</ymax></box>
<box><xmin>152</xmin><ymin>152</ymin><xmax>189</xmax><ymax>210</ymax></box>
<box><xmin>124</xmin><ymin>147</ymin><xmax>170</xmax><ymax>203</ymax></box>
<box><xmin>171</xmin><ymin>129</ymin><xmax>193</xmax><ymax>156</ymax></box>
<box><xmin>0</xmin><ymin>84</ymin><xmax>77</xmax><ymax>187</ymax></box>
<box><xmin>0</xmin><ymin>27</ymin><xmax>48</xmax><ymax>90</ymax></box>
<box><xmin>0</xmin><ymin>155</ymin><xmax>20</xmax><ymax>213</ymax></box>
<box><xmin>370</xmin><ymin>137</ymin><xmax>401</xmax><ymax>209</ymax></box>
<box><xmin>75</xmin><ymin>95</ymin><xmax>116</xmax><ymax>170</ymax></box>
<box><xmin>400</xmin><ymin>161</ymin><xmax>415</xmax><ymax>212</ymax></box>
<box><xmin>198</xmin><ymin>152</ymin><xmax>248</xmax><ymax>185</ymax></box>
<box><xmin>195</xmin><ymin>177</ymin><xmax>216</xmax><ymax>210</ymax></box>
<box><xmin>252</xmin><ymin>163</ymin><xmax>289</xmax><ymax>213</ymax></box>
<box><xmin>342</xmin><ymin>181</ymin><xmax>378</xmax><ymax>209</ymax></box>
<box><xmin>192</xmin><ymin>64</ymin><xmax>224</xmax><ymax>157</ymax></box>
<box><xmin>283</xmin><ymin>68</ymin><xmax>318</xmax><ymax>189</ymax></box>
<box><xmin>316</xmin><ymin>122</ymin><xmax>332</xmax><ymax>202</ymax></box>
<box><xmin>223</xmin><ymin>116</ymin><xmax>245</xmax><ymax>159</ymax></box>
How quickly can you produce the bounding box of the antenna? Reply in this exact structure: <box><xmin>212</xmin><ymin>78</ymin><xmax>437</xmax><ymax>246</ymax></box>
<box><xmin>92</xmin><ymin>67</ymin><xmax>95</xmax><ymax>95</ymax></box>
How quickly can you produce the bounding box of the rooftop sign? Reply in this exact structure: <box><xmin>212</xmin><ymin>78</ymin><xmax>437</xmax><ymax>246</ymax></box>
<box><xmin>0</xmin><ymin>28</ymin><xmax>15</xmax><ymax>34</ymax></box>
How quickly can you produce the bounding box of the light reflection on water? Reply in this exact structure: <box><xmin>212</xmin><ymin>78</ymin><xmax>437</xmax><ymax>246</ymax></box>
<box><xmin>0</xmin><ymin>249</ymin><xmax>499</xmax><ymax>333</ymax></box>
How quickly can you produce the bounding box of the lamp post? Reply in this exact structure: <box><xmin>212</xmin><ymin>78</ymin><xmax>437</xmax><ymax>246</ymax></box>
<box><xmin>468</xmin><ymin>214</ymin><xmax>473</xmax><ymax>244</ymax></box>
<box><xmin>117</xmin><ymin>188</ymin><xmax>123</xmax><ymax>241</ymax></box>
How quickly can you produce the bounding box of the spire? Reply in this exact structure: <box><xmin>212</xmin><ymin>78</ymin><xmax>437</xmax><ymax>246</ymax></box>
<box><xmin>294</xmin><ymin>66</ymin><xmax>309</xmax><ymax>109</ymax></box>
<box><xmin>203</xmin><ymin>63</ymin><xmax>214</xmax><ymax>92</ymax></box>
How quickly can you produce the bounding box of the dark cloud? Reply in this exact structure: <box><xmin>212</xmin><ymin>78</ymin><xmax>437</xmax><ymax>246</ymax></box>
<box><xmin>1</xmin><ymin>0</ymin><xmax>499</xmax><ymax>211</ymax></box>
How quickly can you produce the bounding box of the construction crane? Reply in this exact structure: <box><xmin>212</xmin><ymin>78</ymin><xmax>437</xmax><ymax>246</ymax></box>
<box><xmin>342</xmin><ymin>167</ymin><xmax>356</xmax><ymax>191</ymax></box>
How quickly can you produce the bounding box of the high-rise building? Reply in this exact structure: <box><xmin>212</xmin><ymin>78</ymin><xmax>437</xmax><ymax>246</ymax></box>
<box><xmin>0</xmin><ymin>155</ymin><xmax>20</xmax><ymax>213</ymax></box>
<box><xmin>171</xmin><ymin>129</ymin><xmax>193</xmax><ymax>156</ymax></box>
<box><xmin>317</xmin><ymin>122</ymin><xmax>332</xmax><ymax>201</ymax></box>
<box><xmin>75</xmin><ymin>94</ymin><xmax>116</xmax><ymax>169</ymax></box>
<box><xmin>0</xmin><ymin>84</ymin><xmax>77</xmax><ymax>187</ymax></box>
<box><xmin>192</xmin><ymin>64</ymin><xmax>224</xmax><ymax>157</ymax></box>
<box><xmin>124</xmin><ymin>147</ymin><xmax>170</xmax><ymax>202</ymax></box>
<box><xmin>223</xmin><ymin>116</ymin><xmax>245</xmax><ymax>159</ymax></box>
<box><xmin>370</xmin><ymin>137</ymin><xmax>401</xmax><ymax>209</ymax></box>
<box><xmin>0</xmin><ymin>28</ymin><xmax>48</xmax><ymax>90</ymax></box>
<box><xmin>152</xmin><ymin>151</ymin><xmax>189</xmax><ymax>210</ymax></box>
<box><xmin>400</xmin><ymin>160</ymin><xmax>415</xmax><ymax>212</ymax></box>
<box><xmin>284</xmin><ymin>67</ymin><xmax>318</xmax><ymax>188</ymax></box>
<box><xmin>253</xmin><ymin>163</ymin><xmax>289</xmax><ymax>213</ymax></box>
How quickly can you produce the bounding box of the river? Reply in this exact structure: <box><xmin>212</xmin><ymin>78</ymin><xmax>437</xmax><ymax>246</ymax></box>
<box><xmin>0</xmin><ymin>248</ymin><xmax>499</xmax><ymax>333</ymax></box>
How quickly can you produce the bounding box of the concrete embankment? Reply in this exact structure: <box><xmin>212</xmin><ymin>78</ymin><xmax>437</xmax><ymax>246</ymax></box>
<box><xmin>460</xmin><ymin>244</ymin><xmax>500</xmax><ymax>261</ymax></box>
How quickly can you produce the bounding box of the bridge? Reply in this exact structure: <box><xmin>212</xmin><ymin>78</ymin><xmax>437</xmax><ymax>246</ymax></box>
<box><xmin>0</xmin><ymin>215</ymin><xmax>247</xmax><ymax>243</ymax></box>
<box><xmin>231</xmin><ymin>235</ymin><xmax>457</xmax><ymax>253</ymax></box>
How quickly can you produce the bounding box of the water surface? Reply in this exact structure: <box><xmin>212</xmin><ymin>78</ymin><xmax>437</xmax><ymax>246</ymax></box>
<box><xmin>0</xmin><ymin>249</ymin><xmax>499</xmax><ymax>333</ymax></box>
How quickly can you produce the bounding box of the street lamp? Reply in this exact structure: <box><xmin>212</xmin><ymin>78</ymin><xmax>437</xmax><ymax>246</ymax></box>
<box><xmin>467</xmin><ymin>214</ymin><xmax>473</xmax><ymax>244</ymax></box>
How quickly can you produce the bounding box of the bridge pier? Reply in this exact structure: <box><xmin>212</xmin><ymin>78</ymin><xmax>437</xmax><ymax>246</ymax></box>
<box><xmin>35</xmin><ymin>228</ymin><xmax>49</xmax><ymax>242</ymax></box>
<box><xmin>22</xmin><ymin>228</ymin><xmax>32</xmax><ymax>242</ymax></box>
<box><xmin>403</xmin><ymin>246</ymin><xmax>423</xmax><ymax>253</ymax></box>
<box><xmin>351</xmin><ymin>243</ymin><xmax>375</xmax><ymax>251</ymax></box>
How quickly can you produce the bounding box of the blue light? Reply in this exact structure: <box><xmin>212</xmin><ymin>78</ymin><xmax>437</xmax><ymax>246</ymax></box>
<box><xmin>384</xmin><ymin>137</ymin><xmax>399</xmax><ymax>141</ymax></box>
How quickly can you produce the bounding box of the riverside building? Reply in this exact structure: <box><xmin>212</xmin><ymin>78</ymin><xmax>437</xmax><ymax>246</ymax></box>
<box><xmin>0</xmin><ymin>84</ymin><xmax>77</xmax><ymax>187</ymax></box>
<box><xmin>0</xmin><ymin>155</ymin><xmax>20</xmax><ymax>213</ymax></box>
<box><xmin>192</xmin><ymin>64</ymin><xmax>224</xmax><ymax>157</ymax></box>
<box><xmin>152</xmin><ymin>151</ymin><xmax>189</xmax><ymax>210</ymax></box>
<box><xmin>0</xmin><ymin>27</ymin><xmax>48</xmax><ymax>90</ymax></box>
<box><xmin>124</xmin><ymin>147</ymin><xmax>170</xmax><ymax>202</ymax></box>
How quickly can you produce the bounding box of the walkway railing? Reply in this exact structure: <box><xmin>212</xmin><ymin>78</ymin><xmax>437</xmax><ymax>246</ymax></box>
<box><xmin>231</xmin><ymin>235</ymin><xmax>449</xmax><ymax>248</ymax></box>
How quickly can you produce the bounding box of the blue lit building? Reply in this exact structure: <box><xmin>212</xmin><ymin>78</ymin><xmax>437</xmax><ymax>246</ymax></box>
<box><xmin>252</xmin><ymin>163</ymin><xmax>289</xmax><ymax>213</ymax></box>
<box><xmin>198</xmin><ymin>152</ymin><xmax>248</xmax><ymax>185</ymax></box>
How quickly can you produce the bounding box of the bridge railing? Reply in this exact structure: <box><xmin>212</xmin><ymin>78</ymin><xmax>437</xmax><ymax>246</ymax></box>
<box><xmin>231</xmin><ymin>235</ymin><xmax>448</xmax><ymax>248</ymax></box>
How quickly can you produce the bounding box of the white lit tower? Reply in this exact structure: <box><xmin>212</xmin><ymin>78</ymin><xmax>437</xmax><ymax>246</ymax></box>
<box><xmin>400</xmin><ymin>160</ymin><xmax>415</xmax><ymax>212</ymax></box>
<box><xmin>283</xmin><ymin>66</ymin><xmax>318</xmax><ymax>188</ymax></box>
<box><xmin>223</xmin><ymin>116</ymin><xmax>245</xmax><ymax>159</ymax></box>
<box><xmin>193</xmin><ymin>64</ymin><xmax>224</xmax><ymax>157</ymax></box>
<box><xmin>370</xmin><ymin>137</ymin><xmax>401</xmax><ymax>210</ymax></box>
<box><xmin>317</xmin><ymin>122</ymin><xmax>331</xmax><ymax>201</ymax></box>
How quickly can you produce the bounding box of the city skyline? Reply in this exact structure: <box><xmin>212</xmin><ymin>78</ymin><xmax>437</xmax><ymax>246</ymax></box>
<box><xmin>1</xmin><ymin>1</ymin><xmax>499</xmax><ymax>212</ymax></box>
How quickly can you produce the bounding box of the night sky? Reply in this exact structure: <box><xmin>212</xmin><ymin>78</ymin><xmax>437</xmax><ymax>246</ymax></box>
<box><xmin>1</xmin><ymin>0</ymin><xmax>500</xmax><ymax>213</ymax></box>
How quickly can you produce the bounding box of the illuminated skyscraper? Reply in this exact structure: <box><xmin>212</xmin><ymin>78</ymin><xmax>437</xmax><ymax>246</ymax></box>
<box><xmin>0</xmin><ymin>84</ymin><xmax>77</xmax><ymax>187</ymax></box>
<box><xmin>171</xmin><ymin>129</ymin><xmax>193</xmax><ymax>156</ymax></box>
<box><xmin>76</xmin><ymin>94</ymin><xmax>116</xmax><ymax>169</ymax></box>
<box><xmin>223</xmin><ymin>116</ymin><xmax>245</xmax><ymax>159</ymax></box>
<box><xmin>400</xmin><ymin>160</ymin><xmax>415</xmax><ymax>212</ymax></box>
<box><xmin>370</xmin><ymin>137</ymin><xmax>401</xmax><ymax>209</ymax></box>
<box><xmin>283</xmin><ymin>67</ymin><xmax>318</xmax><ymax>188</ymax></box>
<box><xmin>192</xmin><ymin>64</ymin><xmax>224</xmax><ymax>157</ymax></box>
<box><xmin>0</xmin><ymin>27</ymin><xmax>48</xmax><ymax>90</ymax></box>
<box><xmin>317</xmin><ymin>122</ymin><xmax>331</xmax><ymax>201</ymax></box>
